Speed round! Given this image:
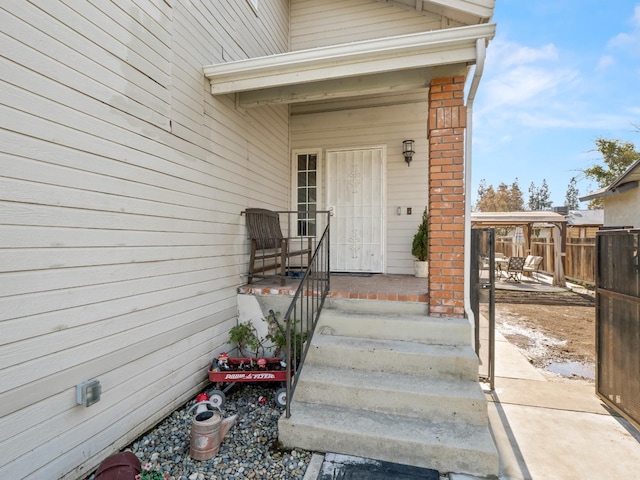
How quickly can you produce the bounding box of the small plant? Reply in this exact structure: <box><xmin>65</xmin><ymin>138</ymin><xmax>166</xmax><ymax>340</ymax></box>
<box><xmin>135</xmin><ymin>463</ymin><xmax>169</xmax><ymax>480</ymax></box>
<box><xmin>412</xmin><ymin>208</ymin><xmax>429</xmax><ymax>261</ymax></box>
<box><xmin>229</xmin><ymin>321</ymin><xmax>265</xmax><ymax>357</ymax></box>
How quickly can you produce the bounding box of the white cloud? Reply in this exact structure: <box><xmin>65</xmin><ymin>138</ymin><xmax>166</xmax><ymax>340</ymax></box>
<box><xmin>479</xmin><ymin>39</ymin><xmax>579</xmax><ymax>114</ymax></box>
<box><xmin>633</xmin><ymin>4</ymin><xmax>640</xmax><ymax>27</ymax></box>
<box><xmin>487</xmin><ymin>40</ymin><xmax>558</xmax><ymax>69</ymax></box>
<box><xmin>608</xmin><ymin>5</ymin><xmax>640</xmax><ymax>54</ymax></box>
<box><xmin>597</xmin><ymin>55</ymin><xmax>615</xmax><ymax>70</ymax></box>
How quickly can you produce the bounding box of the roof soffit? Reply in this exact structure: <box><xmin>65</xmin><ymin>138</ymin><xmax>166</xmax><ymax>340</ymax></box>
<box><xmin>385</xmin><ymin>0</ymin><xmax>495</xmax><ymax>25</ymax></box>
<box><xmin>203</xmin><ymin>23</ymin><xmax>496</xmax><ymax>106</ymax></box>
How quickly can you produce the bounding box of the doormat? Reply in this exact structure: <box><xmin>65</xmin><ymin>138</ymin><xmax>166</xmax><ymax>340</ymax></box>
<box><xmin>317</xmin><ymin>453</ymin><xmax>439</xmax><ymax>480</ymax></box>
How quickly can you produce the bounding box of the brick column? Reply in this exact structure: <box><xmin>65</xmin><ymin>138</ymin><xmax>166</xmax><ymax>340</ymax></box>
<box><xmin>428</xmin><ymin>76</ymin><xmax>466</xmax><ymax>318</ymax></box>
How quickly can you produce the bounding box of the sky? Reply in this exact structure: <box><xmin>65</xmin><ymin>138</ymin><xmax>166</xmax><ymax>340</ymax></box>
<box><xmin>471</xmin><ymin>0</ymin><xmax>640</xmax><ymax>209</ymax></box>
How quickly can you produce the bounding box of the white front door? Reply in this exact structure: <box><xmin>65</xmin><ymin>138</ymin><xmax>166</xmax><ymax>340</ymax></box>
<box><xmin>326</xmin><ymin>147</ymin><xmax>385</xmax><ymax>272</ymax></box>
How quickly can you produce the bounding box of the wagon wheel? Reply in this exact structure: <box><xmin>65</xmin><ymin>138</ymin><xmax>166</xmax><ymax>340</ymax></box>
<box><xmin>275</xmin><ymin>387</ymin><xmax>287</xmax><ymax>407</ymax></box>
<box><xmin>207</xmin><ymin>389</ymin><xmax>226</xmax><ymax>408</ymax></box>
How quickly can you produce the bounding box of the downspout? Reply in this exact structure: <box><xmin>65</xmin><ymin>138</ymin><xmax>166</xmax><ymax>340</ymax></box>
<box><xmin>463</xmin><ymin>38</ymin><xmax>487</xmax><ymax>340</ymax></box>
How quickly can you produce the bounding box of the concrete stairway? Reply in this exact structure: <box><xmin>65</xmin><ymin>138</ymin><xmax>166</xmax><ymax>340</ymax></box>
<box><xmin>278</xmin><ymin>300</ymin><xmax>499</xmax><ymax>478</ymax></box>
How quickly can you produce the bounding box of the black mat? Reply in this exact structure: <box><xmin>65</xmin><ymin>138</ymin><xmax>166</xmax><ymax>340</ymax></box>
<box><xmin>318</xmin><ymin>453</ymin><xmax>439</xmax><ymax>480</ymax></box>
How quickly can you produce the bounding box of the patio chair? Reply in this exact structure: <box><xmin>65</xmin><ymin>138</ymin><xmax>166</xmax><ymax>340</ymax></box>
<box><xmin>523</xmin><ymin>255</ymin><xmax>543</xmax><ymax>282</ymax></box>
<box><xmin>504</xmin><ymin>256</ymin><xmax>526</xmax><ymax>282</ymax></box>
<box><xmin>245</xmin><ymin>208</ymin><xmax>312</xmax><ymax>286</ymax></box>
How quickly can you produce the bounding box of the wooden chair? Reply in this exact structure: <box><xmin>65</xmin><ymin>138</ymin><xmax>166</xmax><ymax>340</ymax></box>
<box><xmin>504</xmin><ymin>256</ymin><xmax>526</xmax><ymax>282</ymax></box>
<box><xmin>245</xmin><ymin>208</ymin><xmax>312</xmax><ymax>285</ymax></box>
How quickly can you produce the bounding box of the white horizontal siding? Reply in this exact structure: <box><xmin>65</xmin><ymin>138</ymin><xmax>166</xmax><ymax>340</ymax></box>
<box><xmin>0</xmin><ymin>0</ymin><xmax>289</xmax><ymax>478</ymax></box>
<box><xmin>291</xmin><ymin>0</ymin><xmax>443</xmax><ymax>50</ymax></box>
<box><xmin>291</xmin><ymin>93</ymin><xmax>430</xmax><ymax>274</ymax></box>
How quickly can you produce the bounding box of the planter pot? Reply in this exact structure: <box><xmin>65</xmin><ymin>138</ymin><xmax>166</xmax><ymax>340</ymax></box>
<box><xmin>414</xmin><ymin>260</ymin><xmax>429</xmax><ymax>278</ymax></box>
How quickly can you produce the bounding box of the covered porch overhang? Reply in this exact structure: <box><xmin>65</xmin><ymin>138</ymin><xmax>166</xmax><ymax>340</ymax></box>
<box><xmin>203</xmin><ymin>23</ymin><xmax>495</xmax><ymax>107</ymax></box>
<box><xmin>471</xmin><ymin>211</ymin><xmax>568</xmax><ymax>287</ymax></box>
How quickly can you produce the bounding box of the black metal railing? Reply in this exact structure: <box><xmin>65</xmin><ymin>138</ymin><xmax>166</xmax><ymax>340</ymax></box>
<box><xmin>271</xmin><ymin>213</ymin><xmax>330</xmax><ymax>418</ymax></box>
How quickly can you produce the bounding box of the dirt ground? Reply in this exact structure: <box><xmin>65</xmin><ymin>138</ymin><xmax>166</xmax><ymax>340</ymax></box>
<box><xmin>485</xmin><ymin>287</ymin><xmax>596</xmax><ymax>381</ymax></box>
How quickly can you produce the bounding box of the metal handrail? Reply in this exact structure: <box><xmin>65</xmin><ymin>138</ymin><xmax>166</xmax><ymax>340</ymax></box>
<box><xmin>276</xmin><ymin>214</ymin><xmax>330</xmax><ymax>418</ymax></box>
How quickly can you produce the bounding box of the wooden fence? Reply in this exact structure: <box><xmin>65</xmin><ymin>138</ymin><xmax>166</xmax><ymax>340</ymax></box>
<box><xmin>496</xmin><ymin>236</ymin><xmax>596</xmax><ymax>284</ymax></box>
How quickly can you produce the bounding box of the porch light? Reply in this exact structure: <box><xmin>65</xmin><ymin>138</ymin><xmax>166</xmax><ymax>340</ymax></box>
<box><xmin>403</xmin><ymin>139</ymin><xmax>415</xmax><ymax>166</ymax></box>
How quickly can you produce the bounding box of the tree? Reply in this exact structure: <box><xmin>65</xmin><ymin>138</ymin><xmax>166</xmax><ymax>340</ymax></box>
<box><xmin>582</xmin><ymin>138</ymin><xmax>639</xmax><ymax>209</ymax></box>
<box><xmin>564</xmin><ymin>177</ymin><xmax>579</xmax><ymax>210</ymax></box>
<box><xmin>528</xmin><ymin>179</ymin><xmax>553</xmax><ymax>211</ymax></box>
<box><xmin>475</xmin><ymin>178</ymin><xmax>525</xmax><ymax>212</ymax></box>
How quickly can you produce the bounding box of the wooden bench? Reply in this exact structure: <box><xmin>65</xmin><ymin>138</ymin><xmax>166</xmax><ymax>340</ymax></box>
<box><xmin>245</xmin><ymin>208</ymin><xmax>312</xmax><ymax>285</ymax></box>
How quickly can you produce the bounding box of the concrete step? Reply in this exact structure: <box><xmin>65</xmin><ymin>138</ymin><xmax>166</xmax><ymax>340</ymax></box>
<box><xmin>278</xmin><ymin>402</ymin><xmax>499</xmax><ymax>478</ymax></box>
<box><xmin>317</xmin><ymin>309</ymin><xmax>471</xmax><ymax>346</ymax></box>
<box><xmin>294</xmin><ymin>364</ymin><xmax>488</xmax><ymax>426</ymax></box>
<box><xmin>305</xmin><ymin>333</ymin><xmax>479</xmax><ymax>381</ymax></box>
<box><xmin>324</xmin><ymin>297</ymin><xmax>428</xmax><ymax>315</ymax></box>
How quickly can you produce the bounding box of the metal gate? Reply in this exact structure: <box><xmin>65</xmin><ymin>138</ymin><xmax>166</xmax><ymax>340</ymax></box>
<box><xmin>596</xmin><ymin>229</ymin><xmax>640</xmax><ymax>429</ymax></box>
<box><xmin>471</xmin><ymin>228</ymin><xmax>495</xmax><ymax>389</ymax></box>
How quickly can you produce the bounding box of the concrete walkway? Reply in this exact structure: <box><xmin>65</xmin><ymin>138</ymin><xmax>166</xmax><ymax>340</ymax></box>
<box><xmin>485</xmin><ymin>330</ymin><xmax>640</xmax><ymax>480</ymax></box>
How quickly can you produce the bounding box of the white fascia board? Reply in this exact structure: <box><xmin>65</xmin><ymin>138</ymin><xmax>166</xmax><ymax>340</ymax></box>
<box><xmin>204</xmin><ymin>23</ymin><xmax>496</xmax><ymax>95</ymax></box>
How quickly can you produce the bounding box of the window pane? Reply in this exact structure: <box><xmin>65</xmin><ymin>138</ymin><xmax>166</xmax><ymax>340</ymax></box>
<box><xmin>297</xmin><ymin>154</ymin><xmax>307</xmax><ymax>171</ymax></box>
<box><xmin>298</xmin><ymin>171</ymin><xmax>306</xmax><ymax>185</ymax></box>
<box><xmin>308</xmin><ymin>187</ymin><xmax>316</xmax><ymax>202</ymax></box>
<box><xmin>298</xmin><ymin>188</ymin><xmax>306</xmax><ymax>203</ymax></box>
<box><xmin>309</xmin><ymin>171</ymin><xmax>316</xmax><ymax>186</ymax></box>
<box><xmin>308</xmin><ymin>154</ymin><xmax>317</xmax><ymax>170</ymax></box>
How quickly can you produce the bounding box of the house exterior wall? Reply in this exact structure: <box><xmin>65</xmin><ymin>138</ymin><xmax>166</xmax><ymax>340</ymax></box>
<box><xmin>0</xmin><ymin>1</ymin><xmax>289</xmax><ymax>478</ymax></box>
<box><xmin>604</xmin><ymin>187</ymin><xmax>640</xmax><ymax>228</ymax></box>
<box><xmin>291</xmin><ymin>92</ymin><xmax>430</xmax><ymax>274</ymax></box>
<box><xmin>290</xmin><ymin>0</ymin><xmax>453</xmax><ymax>50</ymax></box>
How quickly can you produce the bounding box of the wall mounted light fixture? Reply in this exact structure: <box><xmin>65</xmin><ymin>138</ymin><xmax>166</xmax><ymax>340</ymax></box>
<box><xmin>403</xmin><ymin>139</ymin><xmax>415</xmax><ymax>166</ymax></box>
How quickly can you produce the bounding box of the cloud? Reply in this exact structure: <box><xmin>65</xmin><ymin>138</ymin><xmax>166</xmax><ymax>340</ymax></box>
<box><xmin>480</xmin><ymin>39</ymin><xmax>580</xmax><ymax>113</ymax></box>
<box><xmin>607</xmin><ymin>4</ymin><xmax>640</xmax><ymax>54</ymax></box>
<box><xmin>597</xmin><ymin>55</ymin><xmax>615</xmax><ymax>70</ymax></box>
<box><xmin>476</xmin><ymin>36</ymin><xmax>635</xmax><ymax>133</ymax></box>
<box><xmin>487</xmin><ymin>40</ymin><xmax>558</xmax><ymax>69</ymax></box>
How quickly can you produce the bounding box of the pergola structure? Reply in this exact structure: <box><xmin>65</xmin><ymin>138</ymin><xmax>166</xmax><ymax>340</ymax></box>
<box><xmin>471</xmin><ymin>211</ymin><xmax>567</xmax><ymax>287</ymax></box>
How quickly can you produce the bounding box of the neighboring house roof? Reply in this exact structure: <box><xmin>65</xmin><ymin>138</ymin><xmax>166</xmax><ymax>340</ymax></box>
<box><xmin>203</xmin><ymin>23</ymin><xmax>496</xmax><ymax>107</ymax></box>
<box><xmin>567</xmin><ymin>209</ymin><xmax>604</xmax><ymax>226</ymax></box>
<box><xmin>579</xmin><ymin>158</ymin><xmax>640</xmax><ymax>202</ymax></box>
<box><xmin>471</xmin><ymin>211</ymin><xmax>567</xmax><ymax>225</ymax></box>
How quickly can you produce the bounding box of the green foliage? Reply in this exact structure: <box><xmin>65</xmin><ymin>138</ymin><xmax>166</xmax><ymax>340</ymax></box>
<box><xmin>137</xmin><ymin>463</ymin><xmax>169</xmax><ymax>480</ymax></box>
<box><xmin>564</xmin><ymin>177</ymin><xmax>580</xmax><ymax>210</ymax></box>
<box><xmin>475</xmin><ymin>178</ymin><xmax>525</xmax><ymax>212</ymax></box>
<box><xmin>229</xmin><ymin>311</ymin><xmax>307</xmax><ymax>361</ymax></box>
<box><xmin>229</xmin><ymin>321</ymin><xmax>265</xmax><ymax>357</ymax></box>
<box><xmin>583</xmin><ymin>138</ymin><xmax>639</xmax><ymax>209</ymax></box>
<box><xmin>411</xmin><ymin>208</ymin><xmax>429</xmax><ymax>261</ymax></box>
<box><xmin>528</xmin><ymin>179</ymin><xmax>553</xmax><ymax>211</ymax></box>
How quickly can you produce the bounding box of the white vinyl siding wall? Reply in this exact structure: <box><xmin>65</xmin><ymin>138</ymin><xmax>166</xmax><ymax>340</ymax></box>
<box><xmin>0</xmin><ymin>1</ymin><xmax>289</xmax><ymax>479</ymax></box>
<box><xmin>290</xmin><ymin>0</ymin><xmax>444</xmax><ymax>50</ymax></box>
<box><xmin>291</xmin><ymin>93</ymin><xmax>429</xmax><ymax>274</ymax></box>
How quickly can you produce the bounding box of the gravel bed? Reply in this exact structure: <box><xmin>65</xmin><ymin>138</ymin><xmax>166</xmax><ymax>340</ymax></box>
<box><xmin>88</xmin><ymin>384</ymin><xmax>312</xmax><ymax>480</ymax></box>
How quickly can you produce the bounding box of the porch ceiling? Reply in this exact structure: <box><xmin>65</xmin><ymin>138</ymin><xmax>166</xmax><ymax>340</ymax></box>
<box><xmin>203</xmin><ymin>23</ymin><xmax>496</xmax><ymax>107</ymax></box>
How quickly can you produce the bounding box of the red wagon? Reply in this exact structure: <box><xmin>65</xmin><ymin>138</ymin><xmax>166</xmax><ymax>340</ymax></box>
<box><xmin>207</xmin><ymin>353</ymin><xmax>291</xmax><ymax>407</ymax></box>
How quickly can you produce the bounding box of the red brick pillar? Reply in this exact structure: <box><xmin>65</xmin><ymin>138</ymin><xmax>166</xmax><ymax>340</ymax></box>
<box><xmin>428</xmin><ymin>76</ymin><xmax>466</xmax><ymax>318</ymax></box>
